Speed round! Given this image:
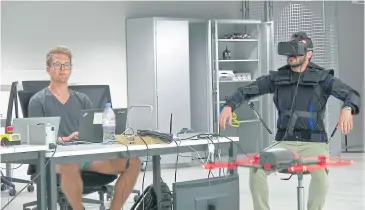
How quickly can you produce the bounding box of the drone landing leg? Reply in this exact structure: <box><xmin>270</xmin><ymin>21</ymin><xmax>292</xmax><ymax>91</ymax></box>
<box><xmin>297</xmin><ymin>173</ymin><xmax>305</xmax><ymax>210</ymax></box>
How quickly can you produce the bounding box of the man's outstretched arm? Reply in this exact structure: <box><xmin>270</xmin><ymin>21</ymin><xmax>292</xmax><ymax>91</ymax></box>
<box><xmin>323</xmin><ymin>75</ymin><xmax>360</xmax><ymax>134</ymax></box>
<box><xmin>324</xmin><ymin>76</ymin><xmax>361</xmax><ymax>114</ymax></box>
<box><xmin>224</xmin><ymin>74</ymin><xmax>276</xmax><ymax>111</ymax></box>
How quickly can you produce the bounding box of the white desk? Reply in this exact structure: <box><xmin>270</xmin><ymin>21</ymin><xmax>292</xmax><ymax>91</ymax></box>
<box><xmin>1</xmin><ymin>145</ymin><xmax>48</xmax><ymax>155</ymax></box>
<box><xmin>45</xmin><ymin>137</ymin><xmax>239</xmax><ymax>210</ymax></box>
<box><xmin>1</xmin><ymin>145</ymin><xmax>48</xmax><ymax>210</ymax></box>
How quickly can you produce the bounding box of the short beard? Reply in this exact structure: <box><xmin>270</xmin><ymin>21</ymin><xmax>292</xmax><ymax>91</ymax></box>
<box><xmin>289</xmin><ymin>62</ymin><xmax>303</xmax><ymax>68</ymax></box>
<box><xmin>287</xmin><ymin>56</ymin><xmax>306</xmax><ymax>68</ymax></box>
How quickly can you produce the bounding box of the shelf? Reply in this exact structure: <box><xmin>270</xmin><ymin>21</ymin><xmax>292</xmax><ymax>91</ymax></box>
<box><xmin>218</xmin><ymin>39</ymin><xmax>258</xmax><ymax>42</ymax></box>
<box><xmin>215</xmin><ymin>19</ymin><xmax>262</xmax><ymax>25</ymax></box>
<box><xmin>219</xmin><ymin>99</ymin><xmax>259</xmax><ymax>104</ymax></box>
<box><xmin>239</xmin><ymin>119</ymin><xmax>260</xmax><ymax>123</ymax></box>
<box><xmin>219</xmin><ymin>80</ymin><xmax>255</xmax><ymax>83</ymax></box>
<box><xmin>219</xmin><ymin>59</ymin><xmax>259</xmax><ymax>63</ymax></box>
<box><xmin>224</xmin><ymin>119</ymin><xmax>260</xmax><ymax>126</ymax></box>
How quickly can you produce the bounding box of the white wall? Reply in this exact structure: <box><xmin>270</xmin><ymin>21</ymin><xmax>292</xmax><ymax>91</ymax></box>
<box><xmin>0</xmin><ymin>1</ymin><xmax>242</xmax><ymax>117</ymax></box>
<box><xmin>337</xmin><ymin>1</ymin><xmax>364</xmax><ymax>150</ymax></box>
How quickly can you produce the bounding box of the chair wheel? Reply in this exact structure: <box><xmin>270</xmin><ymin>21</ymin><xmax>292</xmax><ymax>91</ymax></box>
<box><xmin>99</xmin><ymin>206</ymin><xmax>106</xmax><ymax>210</ymax></box>
<box><xmin>27</xmin><ymin>185</ymin><xmax>34</xmax><ymax>192</ymax></box>
<box><xmin>1</xmin><ymin>184</ymin><xmax>5</xmax><ymax>191</ymax></box>
<box><xmin>9</xmin><ymin>188</ymin><xmax>16</xmax><ymax>196</ymax></box>
<box><xmin>134</xmin><ymin>195</ymin><xmax>140</xmax><ymax>202</ymax></box>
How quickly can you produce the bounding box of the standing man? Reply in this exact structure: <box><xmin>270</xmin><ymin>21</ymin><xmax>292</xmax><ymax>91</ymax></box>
<box><xmin>219</xmin><ymin>32</ymin><xmax>360</xmax><ymax>210</ymax></box>
<box><xmin>28</xmin><ymin>46</ymin><xmax>141</xmax><ymax>210</ymax></box>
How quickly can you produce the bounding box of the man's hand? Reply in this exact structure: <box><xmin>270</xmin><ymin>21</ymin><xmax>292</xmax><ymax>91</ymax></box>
<box><xmin>338</xmin><ymin>109</ymin><xmax>353</xmax><ymax>135</ymax></box>
<box><xmin>58</xmin><ymin>131</ymin><xmax>79</xmax><ymax>142</ymax></box>
<box><xmin>219</xmin><ymin>106</ymin><xmax>233</xmax><ymax>130</ymax></box>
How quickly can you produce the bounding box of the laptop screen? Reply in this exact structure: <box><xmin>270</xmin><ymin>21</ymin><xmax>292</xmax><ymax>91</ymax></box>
<box><xmin>78</xmin><ymin>108</ymin><xmax>127</xmax><ymax>142</ymax></box>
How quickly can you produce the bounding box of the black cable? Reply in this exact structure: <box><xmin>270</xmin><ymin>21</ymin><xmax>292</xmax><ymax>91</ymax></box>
<box><xmin>178</xmin><ymin>154</ymin><xmax>207</xmax><ymax>162</ymax></box>
<box><xmin>262</xmin><ymin>67</ymin><xmax>304</xmax><ymax>152</ymax></box>
<box><xmin>220</xmin><ymin>136</ymin><xmax>248</xmax><ymax>156</ymax></box>
<box><xmin>1</xmin><ymin>147</ymin><xmax>58</xmax><ymax>210</ymax></box>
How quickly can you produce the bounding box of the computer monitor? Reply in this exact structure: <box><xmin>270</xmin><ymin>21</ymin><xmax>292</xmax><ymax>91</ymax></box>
<box><xmin>173</xmin><ymin>174</ymin><xmax>240</xmax><ymax>210</ymax></box>
<box><xmin>69</xmin><ymin>85</ymin><xmax>112</xmax><ymax>109</ymax></box>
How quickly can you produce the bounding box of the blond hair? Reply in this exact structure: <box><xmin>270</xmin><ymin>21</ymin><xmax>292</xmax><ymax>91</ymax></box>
<box><xmin>46</xmin><ymin>46</ymin><xmax>73</xmax><ymax>67</ymax></box>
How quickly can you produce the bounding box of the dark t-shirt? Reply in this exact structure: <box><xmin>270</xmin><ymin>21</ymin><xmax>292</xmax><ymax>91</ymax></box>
<box><xmin>28</xmin><ymin>87</ymin><xmax>93</xmax><ymax>137</ymax></box>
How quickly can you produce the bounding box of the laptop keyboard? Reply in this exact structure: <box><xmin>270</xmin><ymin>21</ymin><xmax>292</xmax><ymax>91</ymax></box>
<box><xmin>58</xmin><ymin>140</ymin><xmax>91</xmax><ymax>146</ymax></box>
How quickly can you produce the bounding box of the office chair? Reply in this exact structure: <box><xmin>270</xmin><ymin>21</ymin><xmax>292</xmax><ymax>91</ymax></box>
<box><xmin>17</xmin><ymin>88</ymin><xmax>117</xmax><ymax>210</ymax></box>
<box><xmin>16</xmin><ymin>83</ymin><xmax>139</xmax><ymax>209</ymax></box>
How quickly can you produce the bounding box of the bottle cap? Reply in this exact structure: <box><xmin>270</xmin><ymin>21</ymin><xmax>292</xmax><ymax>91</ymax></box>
<box><xmin>105</xmin><ymin>103</ymin><xmax>112</xmax><ymax>107</ymax></box>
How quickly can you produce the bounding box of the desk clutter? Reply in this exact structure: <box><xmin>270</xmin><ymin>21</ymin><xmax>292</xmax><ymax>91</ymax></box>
<box><xmin>223</xmin><ymin>33</ymin><xmax>251</xmax><ymax>39</ymax></box>
<box><xmin>0</xmin><ymin>126</ymin><xmax>21</xmax><ymax>146</ymax></box>
<box><xmin>116</xmin><ymin>130</ymin><xmax>174</xmax><ymax>145</ymax></box>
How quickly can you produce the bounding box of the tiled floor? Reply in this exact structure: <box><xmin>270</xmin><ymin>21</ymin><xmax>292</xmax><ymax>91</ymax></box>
<box><xmin>1</xmin><ymin>153</ymin><xmax>364</xmax><ymax>210</ymax></box>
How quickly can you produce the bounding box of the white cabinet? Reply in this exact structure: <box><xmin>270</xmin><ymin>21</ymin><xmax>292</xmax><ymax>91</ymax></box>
<box><xmin>126</xmin><ymin>17</ymin><xmax>212</xmax><ymax>164</ymax></box>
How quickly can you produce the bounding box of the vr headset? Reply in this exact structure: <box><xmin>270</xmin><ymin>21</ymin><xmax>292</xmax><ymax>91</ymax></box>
<box><xmin>278</xmin><ymin>41</ymin><xmax>308</xmax><ymax>56</ymax></box>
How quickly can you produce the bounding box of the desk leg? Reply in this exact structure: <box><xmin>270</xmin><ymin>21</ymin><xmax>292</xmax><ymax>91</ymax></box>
<box><xmin>37</xmin><ymin>151</ymin><xmax>46</xmax><ymax>210</ymax></box>
<box><xmin>152</xmin><ymin>155</ymin><xmax>162</xmax><ymax>210</ymax></box>
<box><xmin>46</xmin><ymin>159</ymin><xmax>58</xmax><ymax>210</ymax></box>
<box><xmin>228</xmin><ymin>141</ymin><xmax>237</xmax><ymax>175</ymax></box>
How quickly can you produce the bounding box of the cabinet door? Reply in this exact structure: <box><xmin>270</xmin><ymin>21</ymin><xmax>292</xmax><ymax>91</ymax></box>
<box><xmin>155</xmin><ymin>20</ymin><xmax>191</xmax><ymax>133</ymax></box>
<box><xmin>259</xmin><ymin>21</ymin><xmax>276</xmax><ymax>149</ymax></box>
<box><xmin>189</xmin><ymin>20</ymin><xmax>215</xmax><ymax>134</ymax></box>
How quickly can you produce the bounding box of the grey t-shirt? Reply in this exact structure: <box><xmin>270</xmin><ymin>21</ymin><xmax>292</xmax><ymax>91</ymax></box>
<box><xmin>28</xmin><ymin>87</ymin><xmax>93</xmax><ymax>137</ymax></box>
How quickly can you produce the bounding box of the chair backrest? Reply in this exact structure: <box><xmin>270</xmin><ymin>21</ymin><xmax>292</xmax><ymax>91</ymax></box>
<box><xmin>69</xmin><ymin>85</ymin><xmax>112</xmax><ymax>109</ymax></box>
<box><xmin>20</xmin><ymin>80</ymin><xmax>50</xmax><ymax>92</ymax></box>
<box><xmin>16</xmin><ymin>80</ymin><xmax>50</xmax><ymax>119</ymax></box>
<box><xmin>18</xmin><ymin>90</ymin><xmax>39</xmax><ymax>118</ymax></box>
<box><xmin>17</xmin><ymin>84</ymin><xmax>112</xmax><ymax>118</ymax></box>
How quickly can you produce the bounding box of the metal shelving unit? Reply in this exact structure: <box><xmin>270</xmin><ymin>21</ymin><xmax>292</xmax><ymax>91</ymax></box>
<box><xmin>211</xmin><ymin>19</ymin><xmax>275</xmax><ymax>154</ymax></box>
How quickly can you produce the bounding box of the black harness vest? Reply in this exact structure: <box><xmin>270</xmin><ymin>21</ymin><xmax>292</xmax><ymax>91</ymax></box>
<box><xmin>270</xmin><ymin>63</ymin><xmax>334</xmax><ymax>142</ymax></box>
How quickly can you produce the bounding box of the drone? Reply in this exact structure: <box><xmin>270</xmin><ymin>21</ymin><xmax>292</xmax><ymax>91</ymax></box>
<box><xmin>202</xmin><ymin>147</ymin><xmax>354</xmax><ymax>210</ymax></box>
<box><xmin>203</xmin><ymin>147</ymin><xmax>353</xmax><ymax>173</ymax></box>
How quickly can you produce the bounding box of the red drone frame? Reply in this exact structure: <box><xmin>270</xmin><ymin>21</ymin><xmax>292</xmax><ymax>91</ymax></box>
<box><xmin>203</xmin><ymin>149</ymin><xmax>354</xmax><ymax>174</ymax></box>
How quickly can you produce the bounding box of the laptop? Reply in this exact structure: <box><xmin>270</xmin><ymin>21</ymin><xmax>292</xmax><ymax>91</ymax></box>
<box><xmin>12</xmin><ymin>117</ymin><xmax>61</xmax><ymax>144</ymax></box>
<box><xmin>78</xmin><ymin>108</ymin><xmax>128</xmax><ymax>143</ymax></box>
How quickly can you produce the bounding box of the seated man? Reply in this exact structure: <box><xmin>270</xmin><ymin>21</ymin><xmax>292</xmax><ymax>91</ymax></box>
<box><xmin>28</xmin><ymin>46</ymin><xmax>141</xmax><ymax>210</ymax></box>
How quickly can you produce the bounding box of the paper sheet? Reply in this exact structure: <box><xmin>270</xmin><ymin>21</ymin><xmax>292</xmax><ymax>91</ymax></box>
<box><xmin>93</xmin><ymin>113</ymin><xmax>103</xmax><ymax>124</ymax></box>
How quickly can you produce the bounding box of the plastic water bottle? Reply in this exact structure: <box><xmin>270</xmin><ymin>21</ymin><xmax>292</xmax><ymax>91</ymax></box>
<box><xmin>102</xmin><ymin>103</ymin><xmax>116</xmax><ymax>143</ymax></box>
